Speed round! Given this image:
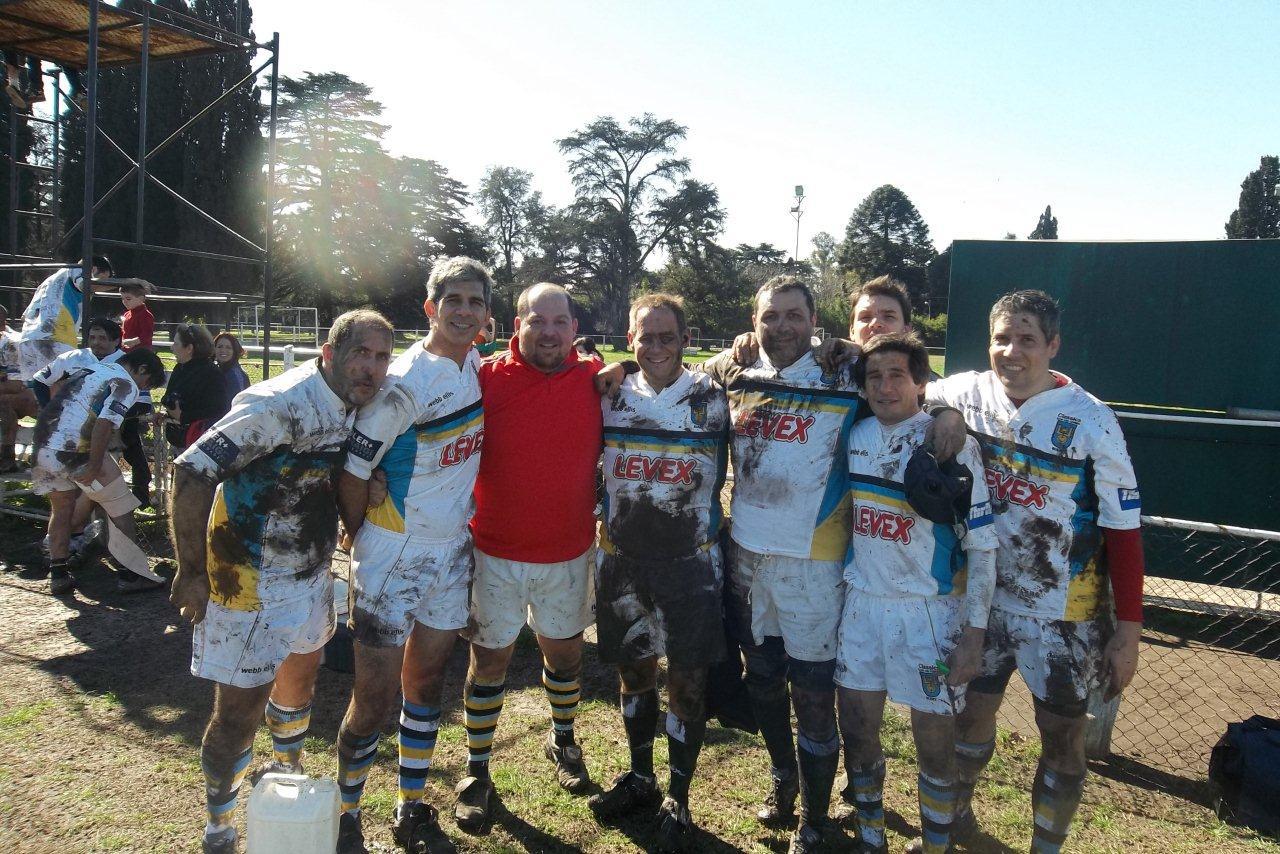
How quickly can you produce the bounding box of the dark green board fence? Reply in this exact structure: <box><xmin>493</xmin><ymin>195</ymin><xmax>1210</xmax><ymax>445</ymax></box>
<box><xmin>945</xmin><ymin>239</ymin><xmax>1280</xmax><ymax>588</ymax></box>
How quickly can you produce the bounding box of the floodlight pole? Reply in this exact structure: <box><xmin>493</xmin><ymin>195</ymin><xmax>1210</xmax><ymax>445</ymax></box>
<box><xmin>261</xmin><ymin>31</ymin><xmax>279</xmax><ymax>377</ymax></box>
<box><xmin>81</xmin><ymin>0</ymin><xmax>100</xmax><ymax>341</ymax></box>
<box><xmin>790</xmin><ymin>185</ymin><xmax>805</xmax><ymax>262</ymax></box>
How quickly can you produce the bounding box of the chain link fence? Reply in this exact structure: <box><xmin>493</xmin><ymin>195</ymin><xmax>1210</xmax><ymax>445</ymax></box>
<box><xmin>994</xmin><ymin>516</ymin><xmax>1280</xmax><ymax>792</ymax></box>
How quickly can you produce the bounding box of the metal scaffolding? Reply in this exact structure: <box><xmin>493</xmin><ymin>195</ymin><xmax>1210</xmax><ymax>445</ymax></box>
<box><xmin>0</xmin><ymin>0</ymin><xmax>279</xmax><ymax>373</ymax></box>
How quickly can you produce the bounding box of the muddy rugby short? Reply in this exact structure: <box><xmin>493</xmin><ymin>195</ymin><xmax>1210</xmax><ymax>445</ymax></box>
<box><xmin>465</xmin><ymin>546</ymin><xmax>595</xmax><ymax>648</ymax></box>
<box><xmin>726</xmin><ymin>545</ymin><xmax>844</xmax><ymax>663</ymax></box>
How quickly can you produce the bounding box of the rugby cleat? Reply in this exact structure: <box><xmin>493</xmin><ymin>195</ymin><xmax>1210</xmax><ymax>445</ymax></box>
<box><xmin>788</xmin><ymin>822</ymin><xmax>825</xmax><ymax>854</ymax></box>
<box><xmin>757</xmin><ymin>771</ymin><xmax>799</xmax><ymax>826</ymax></box>
<box><xmin>543</xmin><ymin>731</ymin><xmax>591</xmax><ymax>793</ymax></box>
<box><xmin>653</xmin><ymin>796</ymin><xmax>695</xmax><ymax>852</ymax></box>
<box><xmin>453</xmin><ymin>775</ymin><xmax>494</xmax><ymax>832</ymax></box>
<box><xmin>337</xmin><ymin>810</ymin><xmax>367</xmax><ymax>854</ymax></box>
<box><xmin>393</xmin><ymin>801</ymin><xmax>456</xmax><ymax>854</ymax></box>
<box><xmin>587</xmin><ymin>769</ymin><xmax>661</xmax><ymax>818</ymax></box>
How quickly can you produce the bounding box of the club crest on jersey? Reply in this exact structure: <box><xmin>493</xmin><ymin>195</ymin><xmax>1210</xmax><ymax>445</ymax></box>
<box><xmin>819</xmin><ymin>368</ymin><xmax>839</xmax><ymax>387</ymax></box>
<box><xmin>689</xmin><ymin>401</ymin><xmax>708</xmax><ymax>428</ymax></box>
<box><xmin>1051</xmin><ymin>414</ymin><xmax>1080</xmax><ymax>452</ymax></box>
<box><xmin>918</xmin><ymin>664</ymin><xmax>943</xmax><ymax>699</ymax></box>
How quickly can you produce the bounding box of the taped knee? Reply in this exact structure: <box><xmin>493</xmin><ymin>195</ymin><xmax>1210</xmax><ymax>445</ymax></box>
<box><xmin>796</xmin><ymin>727</ymin><xmax>840</xmax><ymax>757</ymax></box>
<box><xmin>787</xmin><ymin>656</ymin><xmax>836</xmax><ymax>692</ymax></box>
<box><xmin>81</xmin><ymin>475</ymin><xmax>140</xmax><ymax>517</ymax></box>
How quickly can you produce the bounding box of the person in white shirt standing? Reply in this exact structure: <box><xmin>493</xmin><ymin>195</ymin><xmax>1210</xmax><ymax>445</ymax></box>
<box><xmin>835</xmin><ymin>332</ymin><xmax>997</xmax><ymax>854</ymax></box>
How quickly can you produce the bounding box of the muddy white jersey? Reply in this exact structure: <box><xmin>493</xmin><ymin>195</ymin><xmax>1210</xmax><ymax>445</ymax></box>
<box><xmin>927</xmin><ymin>370</ymin><xmax>1141</xmax><ymax>621</ymax></box>
<box><xmin>32</xmin><ymin>361</ymin><xmax>138</xmax><ymax>460</ymax></box>
<box><xmin>33</xmin><ymin>346</ymin><xmax>123</xmax><ymax>386</ymax></box>
<box><xmin>345</xmin><ymin>344</ymin><xmax>483</xmax><ymax>541</ymax></box>
<box><xmin>0</xmin><ymin>325</ymin><xmax>18</xmax><ymax>375</ymax></box>
<box><xmin>845</xmin><ymin>411</ymin><xmax>997</xmax><ymax>598</ymax></box>
<box><xmin>175</xmin><ymin>359</ymin><xmax>354</xmax><ymax>611</ymax></box>
<box><xmin>702</xmin><ymin>349</ymin><xmax>867</xmax><ymax>561</ymax></box>
<box><xmin>601</xmin><ymin>368</ymin><xmax>730</xmax><ymax>560</ymax></box>
<box><xmin>19</xmin><ymin>266</ymin><xmax>86</xmax><ymax>347</ymax></box>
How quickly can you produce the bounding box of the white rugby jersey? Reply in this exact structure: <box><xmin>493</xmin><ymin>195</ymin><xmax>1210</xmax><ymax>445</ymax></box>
<box><xmin>927</xmin><ymin>370</ymin><xmax>1141</xmax><ymax>621</ymax></box>
<box><xmin>702</xmin><ymin>349</ymin><xmax>867</xmax><ymax>561</ymax></box>
<box><xmin>601</xmin><ymin>368</ymin><xmax>730</xmax><ymax>560</ymax></box>
<box><xmin>19</xmin><ymin>267</ymin><xmax>85</xmax><ymax>347</ymax></box>
<box><xmin>845</xmin><ymin>411</ymin><xmax>997</xmax><ymax>598</ymax></box>
<box><xmin>0</xmin><ymin>326</ymin><xmax>18</xmax><ymax>375</ymax></box>
<box><xmin>32</xmin><ymin>361</ymin><xmax>138</xmax><ymax>463</ymax></box>
<box><xmin>175</xmin><ymin>359</ymin><xmax>354</xmax><ymax>611</ymax></box>
<box><xmin>345</xmin><ymin>344</ymin><xmax>483</xmax><ymax>541</ymax></box>
<box><xmin>33</xmin><ymin>346</ymin><xmax>123</xmax><ymax>386</ymax></box>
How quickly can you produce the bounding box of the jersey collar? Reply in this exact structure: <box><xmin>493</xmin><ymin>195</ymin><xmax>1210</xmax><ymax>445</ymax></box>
<box><xmin>758</xmin><ymin>348</ymin><xmax>817</xmax><ymax>379</ymax></box>
<box><xmin>632</xmin><ymin>366</ymin><xmax>693</xmax><ymax>399</ymax></box>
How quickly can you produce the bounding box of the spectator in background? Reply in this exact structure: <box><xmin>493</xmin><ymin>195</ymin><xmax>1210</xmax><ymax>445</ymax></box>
<box><xmin>213</xmin><ymin>332</ymin><xmax>251</xmax><ymax>405</ymax></box>
<box><xmin>161</xmin><ymin>324</ymin><xmax>227</xmax><ymax>450</ymax></box>
<box><xmin>118</xmin><ymin>279</ymin><xmax>155</xmax><ymax>351</ymax></box>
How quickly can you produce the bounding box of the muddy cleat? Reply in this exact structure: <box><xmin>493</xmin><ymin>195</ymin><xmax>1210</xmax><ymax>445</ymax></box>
<box><xmin>588</xmin><ymin>769</ymin><xmax>661</xmax><ymax>819</ymax></box>
<box><xmin>393</xmin><ymin>801</ymin><xmax>456</xmax><ymax>854</ymax></box>
<box><xmin>757</xmin><ymin>771</ymin><xmax>799</xmax><ymax>826</ymax></box>
<box><xmin>247</xmin><ymin>759</ymin><xmax>303</xmax><ymax>787</ymax></box>
<box><xmin>453</xmin><ymin>775</ymin><xmax>494</xmax><ymax>832</ymax></box>
<box><xmin>653</xmin><ymin>796</ymin><xmax>695</xmax><ymax>852</ymax></box>
<box><xmin>543</xmin><ymin>731</ymin><xmax>590</xmax><ymax>793</ymax></box>
<box><xmin>338</xmin><ymin>810</ymin><xmax>367</xmax><ymax>854</ymax></box>
<box><xmin>950</xmin><ymin>806</ymin><xmax>979</xmax><ymax>843</ymax></box>
<box><xmin>201</xmin><ymin>829</ymin><xmax>237</xmax><ymax>854</ymax></box>
<box><xmin>117</xmin><ymin>572</ymin><xmax>165</xmax><ymax>594</ymax></box>
<box><xmin>48</xmin><ymin>569</ymin><xmax>75</xmax><ymax>595</ymax></box>
<box><xmin>788</xmin><ymin>822</ymin><xmax>825</xmax><ymax>854</ymax></box>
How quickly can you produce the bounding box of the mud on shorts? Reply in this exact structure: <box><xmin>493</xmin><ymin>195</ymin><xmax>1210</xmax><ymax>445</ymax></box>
<box><xmin>835</xmin><ymin>587</ymin><xmax>965</xmax><ymax>715</ymax></box>
<box><xmin>595</xmin><ymin>544</ymin><xmax>727</xmax><ymax>669</ymax></box>
<box><xmin>970</xmin><ymin>607</ymin><xmax>1112</xmax><ymax>716</ymax></box>
<box><xmin>191</xmin><ymin>574</ymin><xmax>335</xmax><ymax>689</ymax></box>
<box><xmin>726</xmin><ymin>544</ymin><xmax>844</xmax><ymax>662</ymax></box>
<box><xmin>16</xmin><ymin>338</ymin><xmax>70</xmax><ymax>382</ymax></box>
<box><xmin>465</xmin><ymin>546</ymin><xmax>595</xmax><ymax>649</ymax></box>
<box><xmin>349</xmin><ymin>524</ymin><xmax>472</xmax><ymax>648</ymax></box>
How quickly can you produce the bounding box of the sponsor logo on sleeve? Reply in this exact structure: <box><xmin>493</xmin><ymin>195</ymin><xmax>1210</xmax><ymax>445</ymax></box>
<box><xmin>968</xmin><ymin>500</ymin><xmax>994</xmax><ymax>527</ymax></box>
<box><xmin>199</xmin><ymin>430</ymin><xmax>240</xmax><ymax>471</ymax></box>
<box><xmin>1118</xmin><ymin>487</ymin><xmax>1141</xmax><ymax>511</ymax></box>
<box><xmin>108</xmin><ymin>400</ymin><xmax>130</xmax><ymax>416</ymax></box>
<box><xmin>347</xmin><ymin>429</ymin><xmax>382</xmax><ymax>462</ymax></box>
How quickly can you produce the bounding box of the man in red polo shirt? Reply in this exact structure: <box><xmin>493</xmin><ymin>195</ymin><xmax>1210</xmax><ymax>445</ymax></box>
<box><xmin>455</xmin><ymin>282</ymin><xmax>604</xmax><ymax>830</ymax></box>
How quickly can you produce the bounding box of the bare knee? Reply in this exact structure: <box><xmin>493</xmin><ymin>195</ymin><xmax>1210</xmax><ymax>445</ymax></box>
<box><xmin>205</xmin><ymin>683</ymin><xmax>271</xmax><ymax>756</ymax></box>
<box><xmin>1035</xmin><ymin>701</ymin><xmax>1087</xmax><ymax>775</ymax></box>
<box><xmin>538</xmin><ymin>632</ymin><xmax>583</xmax><ymax>676</ymax></box>
<box><xmin>911</xmin><ymin>709</ymin><xmax>957</xmax><ymax>779</ymax></box>
<box><xmin>666</xmin><ymin>666</ymin><xmax>708</xmax><ymax>722</ymax></box>
<box><xmin>470</xmin><ymin>642</ymin><xmax>515</xmax><ymax>684</ymax></box>
<box><xmin>618</xmin><ymin>658</ymin><xmax>658</xmax><ymax>694</ymax></box>
<box><xmin>838</xmin><ymin>689</ymin><xmax>886</xmax><ymax>767</ymax></box>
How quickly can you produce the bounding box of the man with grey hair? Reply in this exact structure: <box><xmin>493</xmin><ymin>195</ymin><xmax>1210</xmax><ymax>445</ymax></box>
<box><xmin>331</xmin><ymin>257</ymin><xmax>492</xmax><ymax>854</ymax></box>
<box><xmin>169</xmin><ymin>309</ymin><xmax>394</xmax><ymax>854</ymax></box>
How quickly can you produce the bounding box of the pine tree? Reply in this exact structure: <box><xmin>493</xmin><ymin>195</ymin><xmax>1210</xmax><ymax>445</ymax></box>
<box><xmin>1225</xmin><ymin>156</ymin><xmax>1280</xmax><ymax>239</ymax></box>
<box><xmin>1028</xmin><ymin>205</ymin><xmax>1058</xmax><ymax>239</ymax></box>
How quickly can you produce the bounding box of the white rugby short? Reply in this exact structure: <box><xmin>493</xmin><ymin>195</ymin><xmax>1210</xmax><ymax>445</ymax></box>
<box><xmin>976</xmin><ymin>607</ymin><xmax>1110</xmax><ymax>713</ymax></box>
<box><xmin>467</xmin><ymin>546</ymin><xmax>594</xmax><ymax>649</ymax></box>
<box><xmin>191</xmin><ymin>576</ymin><xmax>335</xmax><ymax>689</ymax></box>
<box><xmin>835</xmin><ymin>588</ymin><xmax>965</xmax><ymax>715</ymax></box>
<box><xmin>16</xmin><ymin>339</ymin><xmax>70</xmax><ymax>382</ymax></box>
<box><xmin>349</xmin><ymin>524</ymin><xmax>472</xmax><ymax>647</ymax></box>
<box><xmin>728</xmin><ymin>546</ymin><xmax>844</xmax><ymax>662</ymax></box>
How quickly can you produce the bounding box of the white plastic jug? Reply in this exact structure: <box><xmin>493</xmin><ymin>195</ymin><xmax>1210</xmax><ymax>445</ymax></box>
<box><xmin>246</xmin><ymin>773</ymin><xmax>340</xmax><ymax>853</ymax></box>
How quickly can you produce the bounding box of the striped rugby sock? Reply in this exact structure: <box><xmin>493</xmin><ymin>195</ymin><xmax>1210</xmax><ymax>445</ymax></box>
<box><xmin>465</xmin><ymin>679</ymin><xmax>505</xmax><ymax>778</ymax></box>
<box><xmin>543</xmin><ymin>666</ymin><xmax>580</xmax><ymax>747</ymax></box>
<box><xmin>954</xmin><ymin>737</ymin><xmax>996</xmax><ymax>819</ymax></box>
<box><xmin>1031</xmin><ymin>763</ymin><xmax>1086</xmax><ymax>854</ymax></box>
<box><xmin>849</xmin><ymin>759</ymin><xmax>887</xmax><ymax>851</ymax></box>
<box><xmin>917</xmin><ymin>771</ymin><xmax>957</xmax><ymax>854</ymax></box>
<box><xmin>336</xmin><ymin>726</ymin><xmax>380</xmax><ymax>815</ymax></box>
<box><xmin>264</xmin><ymin>700</ymin><xmax>310</xmax><ymax>770</ymax></box>
<box><xmin>202</xmin><ymin>744</ymin><xmax>252</xmax><ymax>838</ymax></box>
<box><xmin>398</xmin><ymin>700</ymin><xmax>441</xmax><ymax>805</ymax></box>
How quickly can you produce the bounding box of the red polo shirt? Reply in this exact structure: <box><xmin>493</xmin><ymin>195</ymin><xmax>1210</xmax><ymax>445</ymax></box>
<box><xmin>121</xmin><ymin>303</ymin><xmax>154</xmax><ymax>350</ymax></box>
<box><xmin>471</xmin><ymin>340</ymin><xmax>604</xmax><ymax>562</ymax></box>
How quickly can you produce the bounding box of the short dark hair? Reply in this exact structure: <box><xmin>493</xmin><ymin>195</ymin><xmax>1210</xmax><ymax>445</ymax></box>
<box><xmin>213</xmin><ymin>331</ymin><xmax>245</xmax><ymax>363</ymax></box>
<box><xmin>853</xmin><ymin>331</ymin><xmax>931</xmax><ymax>386</ymax></box>
<box><xmin>849</xmin><ymin>275</ymin><xmax>912</xmax><ymax>326</ymax></box>
<box><xmin>989</xmin><ymin>289</ymin><xmax>1060</xmax><ymax>341</ymax></box>
<box><xmin>79</xmin><ymin>254</ymin><xmax>113</xmax><ymax>276</ymax></box>
<box><xmin>516</xmin><ymin>282</ymin><xmax>573</xmax><ymax>319</ymax></box>
<box><xmin>117</xmin><ymin>277</ymin><xmax>153</xmax><ymax>297</ymax></box>
<box><xmin>629</xmin><ymin>292</ymin><xmax>687</xmax><ymax>335</ymax></box>
<box><xmin>174</xmin><ymin>322</ymin><xmax>215</xmax><ymax>361</ymax></box>
<box><xmin>119</xmin><ymin>347</ymin><xmax>166</xmax><ymax>387</ymax></box>
<box><xmin>88</xmin><ymin>316</ymin><xmax>122</xmax><ymax>342</ymax></box>
<box><xmin>426</xmin><ymin>256</ymin><xmax>493</xmax><ymax>308</ymax></box>
<box><xmin>754</xmin><ymin>275</ymin><xmax>815</xmax><ymax>317</ymax></box>
<box><xmin>327</xmin><ymin>309</ymin><xmax>393</xmax><ymax>351</ymax></box>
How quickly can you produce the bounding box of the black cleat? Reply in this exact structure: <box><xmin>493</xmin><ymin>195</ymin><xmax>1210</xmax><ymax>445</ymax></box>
<box><xmin>48</xmin><ymin>570</ymin><xmax>75</xmax><ymax>595</ymax></box>
<box><xmin>201</xmin><ymin>830</ymin><xmax>237</xmax><ymax>854</ymax></box>
<box><xmin>587</xmin><ymin>769</ymin><xmax>661</xmax><ymax>819</ymax></box>
<box><xmin>789</xmin><ymin>821</ymin><xmax>825</xmax><ymax>854</ymax></box>
<box><xmin>653</xmin><ymin>796</ymin><xmax>695</xmax><ymax>852</ymax></box>
<box><xmin>543</xmin><ymin>731</ymin><xmax>591</xmax><ymax>793</ymax></box>
<box><xmin>453</xmin><ymin>775</ymin><xmax>494</xmax><ymax>832</ymax></box>
<box><xmin>758</xmin><ymin>771</ymin><xmax>799</xmax><ymax>826</ymax></box>
<box><xmin>393</xmin><ymin>801</ymin><xmax>456</xmax><ymax>853</ymax></box>
<box><xmin>338</xmin><ymin>810</ymin><xmax>367</xmax><ymax>854</ymax></box>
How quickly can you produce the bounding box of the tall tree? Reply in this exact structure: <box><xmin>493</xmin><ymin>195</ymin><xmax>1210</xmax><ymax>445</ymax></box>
<box><xmin>557</xmin><ymin>114</ymin><xmax>724</xmax><ymax>332</ymax></box>
<box><xmin>1028</xmin><ymin>204</ymin><xmax>1058</xmax><ymax>239</ymax></box>
<box><xmin>477</xmin><ymin>166</ymin><xmax>544</xmax><ymax>284</ymax></box>
<box><xmin>838</xmin><ymin>184</ymin><xmax>936</xmax><ymax>300</ymax></box>
<box><xmin>1225</xmin><ymin>155</ymin><xmax>1280</xmax><ymax>239</ymax></box>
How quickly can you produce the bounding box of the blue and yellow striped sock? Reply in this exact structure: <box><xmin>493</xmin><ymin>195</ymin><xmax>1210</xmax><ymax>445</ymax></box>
<box><xmin>465</xmin><ymin>680</ymin><xmax>505</xmax><ymax>778</ymax></box>
<box><xmin>202</xmin><ymin>744</ymin><xmax>252</xmax><ymax>839</ymax></box>
<box><xmin>398</xmin><ymin>700</ymin><xmax>440</xmax><ymax>805</ymax></box>
<box><xmin>850</xmin><ymin>759</ymin><xmax>887</xmax><ymax>852</ymax></box>
<box><xmin>917</xmin><ymin>771</ymin><xmax>957</xmax><ymax>854</ymax></box>
<box><xmin>543</xmin><ymin>666</ymin><xmax>580</xmax><ymax>747</ymax></box>
<box><xmin>1031</xmin><ymin>763</ymin><xmax>1086</xmax><ymax>854</ymax></box>
<box><xmin>954</xmin><ymin>737</ymin><xmax>995</xmax><ymax>820</ymax></box>
<box><xmin>337</xmin><ymin>726</ymin><xmax>380</xmax><ymax>815</ymax></box>
<box><xmin>264</xmin><ymin>700</ymin><xmax>310</xmax><ymax>770</ymax></box>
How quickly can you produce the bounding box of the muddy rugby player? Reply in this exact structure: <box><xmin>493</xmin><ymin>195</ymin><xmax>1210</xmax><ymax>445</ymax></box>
<box><xmin>925</xmin><ymin>290</ymin><xmax>1145</xmax><ymax>852</ymax></box>
<box><xmin>330</xmin><ymin>258</ymin><xmax>493</xmax><ymax>854</ymax></box>
<box><xmin>168</xmin><ymin>310</ymin><xmax>394</xmax><ymax>854</ymax></box>
<box><xmin>586</xmin><ymin>293</ymin><xmax>730</xmax><ymax>850</ymax></box>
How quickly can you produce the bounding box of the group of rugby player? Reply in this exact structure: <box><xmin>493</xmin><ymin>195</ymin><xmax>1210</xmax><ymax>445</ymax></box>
<box><xmin>157</xmin><ymin>254</ymin><xmax>1142</xmax><ymax>854</ymax></box>
<box><xmin>0</xmin><ymin>259</ymin><xmax>168</xmax><ymax>594</ymax></box>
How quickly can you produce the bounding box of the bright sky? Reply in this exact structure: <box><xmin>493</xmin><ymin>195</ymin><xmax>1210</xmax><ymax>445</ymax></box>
<box><xmin>252</xmin><ymin>0</ymin><xmax>1279</xmax><ymax>257</ymax></box>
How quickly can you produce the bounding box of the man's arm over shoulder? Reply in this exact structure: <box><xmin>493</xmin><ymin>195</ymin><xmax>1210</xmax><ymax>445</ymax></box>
<box><xmin>173</xmin><ymin>391</ymin><xmax>290</xmax><ymax>486</ymax></box>
<box><xmin>698</xmin><ymin>349</ymin><xmax>736</xmax><ymax>387</ymax></box>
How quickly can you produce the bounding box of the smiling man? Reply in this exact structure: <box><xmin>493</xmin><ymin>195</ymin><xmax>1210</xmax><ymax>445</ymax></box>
<box><xmin>331</xmin><ymin>258</ymin><xmax>492</xmax><ymax>854</ymax></box>
<box><xmin>168</xmin><ymin>309</ymin><xmax>394</xmax><ymax>854</ymax></box>
<box><xmin>925</xmin><ymin>290</ymin><xmax>1145</xmax><ymax>852</ymax></box>
<box><xmin>587</xmin><ymin>293</ymin><xmax>730</xmax><ymax>851</ymax></box>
